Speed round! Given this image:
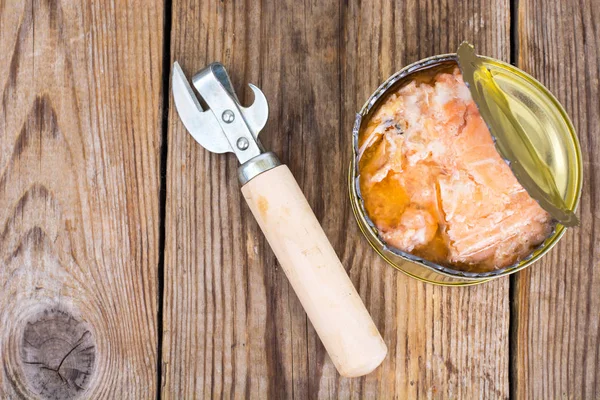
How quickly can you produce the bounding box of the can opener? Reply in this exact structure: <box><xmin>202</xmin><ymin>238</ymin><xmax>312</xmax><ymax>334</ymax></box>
<box><xmin>172</xmin><ymin>61</ymin><xmax>387</xmax><ymax>377</ymax></box>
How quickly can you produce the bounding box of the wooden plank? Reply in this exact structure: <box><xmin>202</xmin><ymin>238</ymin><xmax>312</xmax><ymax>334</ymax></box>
<box><xmin>0</xmin><ymin>1</ymin><xmax>163</xmax><ymax>398</ymax></box>
<box><xmin>513</xmin><ymin>0</ymin><xmax>600</xmax><ymax>398</ymax></box>
<box><xmin>163</xmin><ymin>0</ymin><xmax>510</xmax><ymax>398</ymax></box>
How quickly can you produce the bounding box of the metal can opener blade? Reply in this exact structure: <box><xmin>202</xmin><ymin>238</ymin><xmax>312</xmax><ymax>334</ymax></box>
<box><xmin>172</xmin><ymin>61</ymin><xmax>269</xmax><ymax>164</ymax></box>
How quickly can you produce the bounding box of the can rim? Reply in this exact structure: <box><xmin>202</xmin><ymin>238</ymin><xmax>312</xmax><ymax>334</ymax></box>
<box><xmin>350</xmin><ymin>53</ymin><xmax>583</xmax><ymax>281</ymax></box>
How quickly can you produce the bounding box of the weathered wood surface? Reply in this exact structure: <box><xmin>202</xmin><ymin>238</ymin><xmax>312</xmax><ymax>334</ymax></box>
<box><xmin>0</xmin><ymin>1</ymin><xmax>163</xmax><ymax>399</ymax></box>
<box><xmin>512</xmin><ymin>0</ymin><xmax>600</xmax><ymax>398</ymax></box>
<box><xmin>163</xmin><ymin>0</ymin><xmax>510</xmax><ymax>398</ymax></box>
<box><xmin>1</xmin><ymin>0</ymin><xmax>598</xmax><ymax>399</ymax></box>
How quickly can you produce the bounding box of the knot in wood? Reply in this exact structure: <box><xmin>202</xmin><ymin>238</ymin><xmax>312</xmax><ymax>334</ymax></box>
<box><xmin>18</xmin><ymin>308</ymin><xmax>96</xmax><ymax>399</ymax></box>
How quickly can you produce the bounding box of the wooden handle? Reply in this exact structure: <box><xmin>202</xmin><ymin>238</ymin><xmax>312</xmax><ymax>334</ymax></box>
<box><xmin>241</xmin><ymin>165</ymin><xmax>387</xmax><ymax>377</ymax></box>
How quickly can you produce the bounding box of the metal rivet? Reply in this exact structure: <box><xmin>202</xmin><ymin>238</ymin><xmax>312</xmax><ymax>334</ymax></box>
<box><xmin>222</xmin><ymin>110</ymin><xmax>235</xmax><ymax>123</ymax></box>
<box><xmin>237</xmin><ymin>137</ymin><xmax>249</xmax><ymax>150</ymax></box>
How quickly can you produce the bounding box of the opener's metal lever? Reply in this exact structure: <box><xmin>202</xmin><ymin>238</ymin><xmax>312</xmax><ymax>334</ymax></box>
<box><xmin>172</xmin><ymin>61</ymin><xmax>269</xmax><ymax>165</ymax></box>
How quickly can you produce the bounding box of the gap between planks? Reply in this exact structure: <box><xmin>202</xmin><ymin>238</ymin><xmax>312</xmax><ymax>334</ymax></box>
<box><xmin>509</xmin><ymin>0</ymin><xmax>519</xmax><ymax>397</ymax></box>
<box><xmin>157</xmin><ymin>0</ymin><xmax>174</xmax><ymax>399</ymax></box>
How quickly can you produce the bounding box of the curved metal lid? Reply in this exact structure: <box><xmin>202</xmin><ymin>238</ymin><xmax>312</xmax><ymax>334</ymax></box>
<box><xmin>457</xmin><ymin>42</ymin><xmax>580</xmax><ymax>227</ymax></box>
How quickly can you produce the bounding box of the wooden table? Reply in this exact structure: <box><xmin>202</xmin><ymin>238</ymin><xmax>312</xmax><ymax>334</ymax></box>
<box><xmin>0</xmin><ymin>0</ymin><xmax>598</xmax><ymax>398</ymax></box>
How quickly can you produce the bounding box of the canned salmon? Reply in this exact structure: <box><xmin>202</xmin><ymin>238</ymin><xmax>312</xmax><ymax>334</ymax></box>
<box><xmin>349</xmin><ymin>53</ymin><xmax>582</xmax><ymax>285</ymax></box>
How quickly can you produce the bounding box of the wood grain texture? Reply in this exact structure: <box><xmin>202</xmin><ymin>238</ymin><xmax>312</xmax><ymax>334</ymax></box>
<box><xmin>163</xmin><ymin>0</ymin><xmax>511</xmax><ymax>398</ymax></box>
<box><xmin>0</xmin><ymin>0</ymin><xmax>163</xmax><ymax>398</ymax></box>
<box><xmin>513</xmin><ymin>0</ymin><xmax>600</xmax><ymax>398</ymax></box>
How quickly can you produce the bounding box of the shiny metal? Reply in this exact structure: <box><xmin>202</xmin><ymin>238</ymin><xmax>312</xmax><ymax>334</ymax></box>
<box><xmin>241</xmin><ymin>84</ymin><xmax>269</xmax><ymax>138</ymax></box>
<box><xmin>222</xmin><ymin>110</ymin><xmax>235</xmax><ymax>123</ymax></box>
<box><xmin>172</xmin><ymin>62</ymin><xmax>231</xmax><ymax>154</ymax></box>
<box><xmin>237</xmin><ymin>137</ymin><xmax>249</xmax><ymax>150</ymax></box>
<box><xmin>172</xmin><ymin>61</ymin><xmax>270</xmax><ymax>164</ymax></box>
<box><xmin>238</xmin><ymin>152</ymin><xmax>281</xmax><ymax>185</ymax></box>
<box><xmin>457</xmin><ymin>42</ymin><xmax>578</xmax><ymax>226</ymax></box>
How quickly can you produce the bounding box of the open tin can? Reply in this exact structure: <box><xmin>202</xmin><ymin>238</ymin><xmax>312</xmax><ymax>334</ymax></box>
<box><xmin>349</xmin><ymin>53</ymin><xmax>582</xmax><ymax>285</ymax></box>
